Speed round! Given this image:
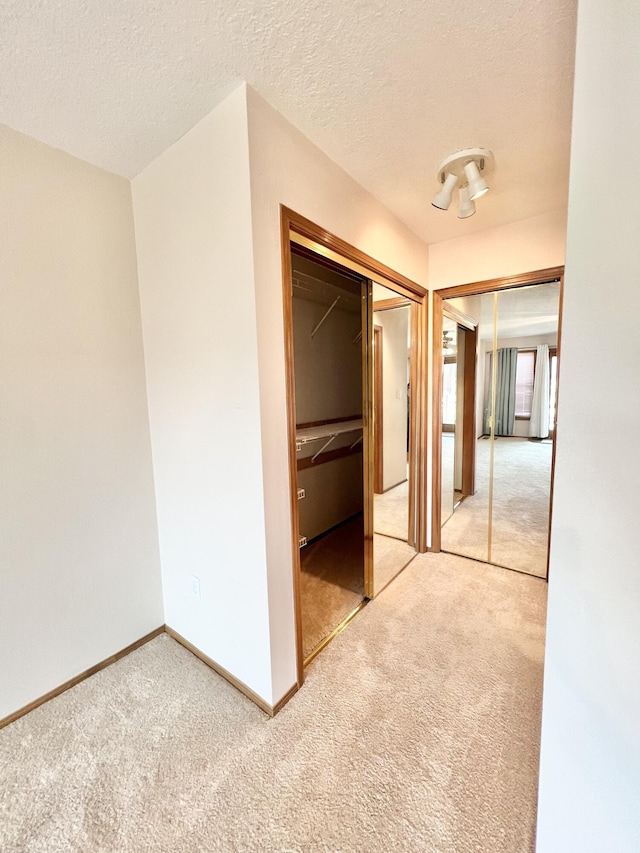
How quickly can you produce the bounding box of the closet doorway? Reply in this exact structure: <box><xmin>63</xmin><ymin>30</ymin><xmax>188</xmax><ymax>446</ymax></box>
<box><xmin>432</xmin><ymin>267</ymin><xmax>564</xmax><ymax>579</ymax></box>
<box><xmin>281</xmin><ymin>208</ymin><xmax>427</xmax><ymax>681</ymax></box>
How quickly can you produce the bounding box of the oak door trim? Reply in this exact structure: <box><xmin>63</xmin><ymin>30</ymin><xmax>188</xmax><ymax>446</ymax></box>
<box><xmin>281</xmin><ymin>206</ymin><xmax>429</xmax><ymax>683</ymax></box>
<box><xmin>373</xmin><ymin>324</ymin><xmax>384</xmax><ymax>494</ymax></box>
<box><xmin>436</xmin><ymin>266</ymin><xmax>564</xmax><ymax>301</ymax></box>
<box><xmin>373</xmin><ymin>297</ymin><xmax>412</xmax><ymax>311</ymax></box>
<box><xmin>284</xmin><ymin>206</ymin><xmax>427</xmax><ymax>303</ymax></box>
<box><xmin>281</xmin><ymin>208</ymin><xmax>306</xmax><ymax>688</ymax></box>
<box><xmin>461</xmin><ymin>324</ymin><xmax>477</xmax><ymax>497</ymax></box>
<box><xmin>431</xmin><ymin>294</ymin><xmax>444</xmax><ymax>551</ymax></box>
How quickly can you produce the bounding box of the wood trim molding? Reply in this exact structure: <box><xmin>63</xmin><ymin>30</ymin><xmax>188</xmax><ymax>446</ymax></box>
<box><xmin>283</xmin><ymin>206</ymin><xmax>427</xmax><ymax>302</ymax></box>
<box><xmin>431</xmin><ymin>293</ymin><xmax>444</xmax><ymax>552</ymax></box>
<box><xmin>0</xmin><ymin>626</ymin><xmax>165</xmax><ymax>731</ymax></box>
<box><xmin>462</xmin><ymin>325</ymin><xmax>477</xmax><ymax>498</ymax></box>
<box><xmin>272</xmin><ymin>682</ymin><xmax>300</xmax><ymax>716</ymax></box>
<box><xmin>165</xmin><ymin>626</ymin><xmax>292</xmax><ymax>718</ymax></box>
<box><xmin>281</xmin><ymin>205</ymin><xmax>429</xmax><ymax>672</ymax></box>
<box><xmin>281</xmin><ymin>207</ymin><xmax>306</xmax><ymax>689</ymax></box>
<box><xmin>436</xmin><ymin>266</ymin><xmax>564</xmax><ymax>301</ymax></box>
<box><xmin>373</xmin><ymin>324</ymin><xmax>383</xmax><ymax>494</ymax></box>
<box><xmin>547</xmin><ymin>279</ymin><xmax>564</xmax><ymax>583</ymax></box>
<box><xmin>443</xmin><ymin>303</ymin><xmax>478</xmax><ymax>330</ymax></box>
<box><xmin>373</xmin><ymin>297</ymin><xmax>411</xmax><ymax>311</ymax></box>
<box><xmin>0</xmin><ymin>624</ymin><xmax>301</xmax><ymax>731</ymax></box>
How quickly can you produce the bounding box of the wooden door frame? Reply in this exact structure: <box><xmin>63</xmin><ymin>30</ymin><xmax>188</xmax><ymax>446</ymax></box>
<box><xmin>460</xmin><ymin>324</ymin><xmax>478</xmax><ymax>498</ymax></box>
<box><xmin>441</xmin><ymin>303</ymin><xmax>478</xmax><ymax>500</ymax></box>
<box><xmin>281</xmin><ymin>206</ymin><xmax>428</xmax><ymax>687</ymax></box>
<box><xmin>373</xmin><ymin>324</ymin><xmax>384</xmax><ymax>494</ymax></box>
<box><xmin>431</xmin><ymin>266</ymin><xmax>564</xmax><ymax>571</ymax></box>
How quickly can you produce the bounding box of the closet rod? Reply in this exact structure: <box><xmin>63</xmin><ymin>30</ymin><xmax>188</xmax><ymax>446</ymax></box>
<box><xmin>311</xmin><ymin>295</ymin><xmax>341</xmax><ymax>338</ymax></box>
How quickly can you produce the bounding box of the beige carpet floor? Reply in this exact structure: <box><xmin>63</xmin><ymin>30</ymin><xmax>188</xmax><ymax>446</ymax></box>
<box><xmin>0</xmin><ymin>552</ymin><xmax>546</xmax><ymax>853</ymax></box>
<box><xmin>299</xmin><ymin>515</ymin><xmax>365</xmax><ymax>659</ymax></box>
<box><xmin>441</xmin><ymin>438</ymin><xmax>553</xmax><ymax>577</ymax></box>
<box><xmin>373</xmin><ymin>532</ymin><xmax>416</xmax><ymax>595</ymax></box>
<box><xmin>374</xmin><ymin>479</ymin><xmax>409</xmax><ymax>541</ymax></box>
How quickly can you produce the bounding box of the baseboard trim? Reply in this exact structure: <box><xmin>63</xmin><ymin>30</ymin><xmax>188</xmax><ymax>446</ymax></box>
<box><xmin>165</xmin><ymin>626</ymin><xmax>279</xmax><ymax>717</ymax></box>
<box><xmin>0</xmin><ymin>625</ymin><xmax>165</xmax><ymax>731</ymax></box>
<box><xmin>272</xmin><ymin>682</ymin><xmax>299</xmax><ymax>715</ymax></box>
<box><xmin>1</xmin><ymin>624</ymin><xmax>301</xmax><ymax>730</ymax></box>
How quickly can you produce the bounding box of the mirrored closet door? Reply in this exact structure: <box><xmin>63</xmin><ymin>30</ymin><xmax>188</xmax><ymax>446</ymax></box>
<box><xmin>288</xmin><ymin>247</ymin><xmax>426</xmax><ymax>667</ymax></box>
<box><xmin>434</xmin><ymin>272</ymin><xmax>563</xmax><ymax>579</ymax></box>
<box><xmin>371</xmin><ymin>283</ymin><xmax>420</xmax><ymax>595</ymax></box>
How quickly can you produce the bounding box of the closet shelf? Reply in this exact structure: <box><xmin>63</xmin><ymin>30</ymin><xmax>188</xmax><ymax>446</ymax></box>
<box><xmin>295</xmin><ymin>418</ymin><xmax>363</xmax><ymax>447</ymax></box>
<box><xmin>296</xmin><ymin>419</ymin><xmax>363</xmax><ymax>461</ymax></box>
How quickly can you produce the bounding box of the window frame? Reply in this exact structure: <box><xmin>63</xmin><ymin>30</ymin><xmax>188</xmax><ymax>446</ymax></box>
<box><xmin>514</xmin><ymin>345</ymin><xmax>558</xmax><ymax>421</ymax></box>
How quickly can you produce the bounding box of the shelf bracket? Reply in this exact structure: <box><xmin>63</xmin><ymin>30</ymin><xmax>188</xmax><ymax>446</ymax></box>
<box><xmin>311</xmin><ymin>433</ymin><xmax>337</xmax><ymax>462</ymax></box>
<box><xmin>311</xmin><ymin>296</ymin><xmax>341</xmax><ymax>338</ymax></box>
<box><xmin>350</xmin><ymin>434</ymin><xmax>363</xmax><ymax>450</ymax></box>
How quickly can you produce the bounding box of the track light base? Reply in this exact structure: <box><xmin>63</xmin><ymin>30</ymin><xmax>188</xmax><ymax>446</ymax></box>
<box><xmin>436</xmin><ymin>147</ymin><xmax>494</xmax><ymax>185</ymax></box>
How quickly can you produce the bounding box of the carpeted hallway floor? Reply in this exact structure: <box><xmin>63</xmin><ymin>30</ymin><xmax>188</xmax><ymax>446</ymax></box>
<box><xmin>0</xmin><ymin>552</ymin><xmax>547</xmax><ymax>853</ymax></box>
<box><xmin>374</xmin><ymin>478</ymin><xmax>409</xmax><ymax>541</ymax></box>
<box><xmin>441</xmin><ymin>437</ymin><xmax>553</xmax><ymax>577</ymax></box>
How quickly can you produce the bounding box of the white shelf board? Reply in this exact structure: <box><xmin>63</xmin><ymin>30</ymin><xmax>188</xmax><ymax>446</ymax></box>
<box><xmin>296</xmin><ymin>418</ymin><xmax>363</xmax><ymax>445</ymax></box>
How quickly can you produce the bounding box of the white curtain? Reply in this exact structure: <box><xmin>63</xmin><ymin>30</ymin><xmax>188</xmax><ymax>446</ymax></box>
<box><xmin>529</xmin><ymin>344</ymin><xmax>550</xmax><ymax>438</ymax></box>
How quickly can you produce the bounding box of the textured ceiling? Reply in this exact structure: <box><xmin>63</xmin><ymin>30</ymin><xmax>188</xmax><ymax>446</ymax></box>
<box><xmin>1</xmin><ymin>0</ymin><xmax>577</xmax><ymax>243</ymax></box>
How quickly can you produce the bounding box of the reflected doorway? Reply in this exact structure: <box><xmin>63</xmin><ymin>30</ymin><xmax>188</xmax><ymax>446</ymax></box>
<box><xmin>371</xmin><ymin>284</ymin><xmax>419</xmax><ymax>595</ymax></box>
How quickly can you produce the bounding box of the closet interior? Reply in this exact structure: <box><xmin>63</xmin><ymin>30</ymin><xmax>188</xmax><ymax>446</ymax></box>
<box><xmin>292</xmin><ymin>251</ymin><xmax>368</xmax><ymax>662</ymax></box>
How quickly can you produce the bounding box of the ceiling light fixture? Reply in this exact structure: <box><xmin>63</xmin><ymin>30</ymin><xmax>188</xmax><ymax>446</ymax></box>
<box><xmin>463</xmin><ymin>160</ymin><xmax>489</xmax><ymax>200</ymax></box>
<box><xmin>457</xmin><ymin>186</ymin><xmax>476</xmax><ymax>219</ymax></box>
<box><xmin>432</xmin><ymin>147</ymin><xmax>494</xmax><ymax>218</ymax></box>
<box><xmin>431</xmin><ymin>172</ymin><xmax>459</xmax><ymax>210</ymax></box>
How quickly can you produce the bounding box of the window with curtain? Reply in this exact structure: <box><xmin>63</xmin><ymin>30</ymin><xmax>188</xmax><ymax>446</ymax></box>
<box><xmin>515</xmin><ymin>350</ymin><xmax>535</xmax><ymax>418</ymax></box>
<box><xmin>442</xmin><ymin>360</ymin><xmax>457</xmax><ymax>427</ymax></box>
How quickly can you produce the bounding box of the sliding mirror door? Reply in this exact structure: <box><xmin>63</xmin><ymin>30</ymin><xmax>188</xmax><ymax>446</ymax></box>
<box><xmin>440</xmin><ymin>295</ymin><xmax>490</xmax><ymax>563</ymax></box>
<box><xmin>488</xmin><ymin>283</ymin><xmax>560</xmax><ymax>576</ymax></box>
<box><xmin>441</xmin><ymin>314</ymin><xmax>457</xmax><ymax>528</ymax></box>
<box><xmin>437</xmin><ymin>277</ymin><xmax>562</xmax><ymax>579</ymax></box>
<box><xmin>371</xmin><ymin>283</ymin><xmax>418</xmax><ymax>595</ymax></box>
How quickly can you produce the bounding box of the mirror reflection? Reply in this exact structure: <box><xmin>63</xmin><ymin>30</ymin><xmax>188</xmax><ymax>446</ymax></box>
<box><xmin>440</xmin><ymin>282</ymin><xmax>561</xmax><ymax>578</ymax></box>
<box><xmin>372</xmin><ymin>282</ymin><xmax>417</xmax><ymax>594</ymax></box>
<box><xmin>489</xmin><ymin>284</ymin><xmax>560</xmax><ymax>575</ymax></box>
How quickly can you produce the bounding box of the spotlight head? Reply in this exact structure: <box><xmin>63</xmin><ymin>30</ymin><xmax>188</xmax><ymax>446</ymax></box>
<box><xmin>457</xmin><ymin>185</ymin><xmax>476</xmax><ymax>219</ymax></box>
<box><xmin>432</xmin><ymin>172</ymin><xmax>459</xmax><ymax>210</ymax></box>
<box><xmin>463</xmin><ymin>160</ymin><xmax>489</xmax><ymax>201</ymax></box>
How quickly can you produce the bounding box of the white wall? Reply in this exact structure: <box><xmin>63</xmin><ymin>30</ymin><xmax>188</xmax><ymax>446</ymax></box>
<box><xmin>374</xmin><ymin>307</ymin><xmax>410</xmax><ymax>490</ymax></box>
<box><xmin>429</xmin><ymin>210</ymin><xmax>567</xmax><ymax>291</ymax></box>
<box><xmin>132</xmin><ymin>86</ymin><xmax>274</xmax><ymax>704</ymax></box>
<box><xmin>536</xmin><ymin>2</ymin><xmax>640</xmax><ymax>849</ymax></box>
<box><xmin>0</xmin><ymin>126</ymin><xmax>163</xmax><ymax>720</ymax></box>
<box><xmin>245</xmin><ymin>85</ymin><xmax>429</xmax><ymax>702</ymax></box>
